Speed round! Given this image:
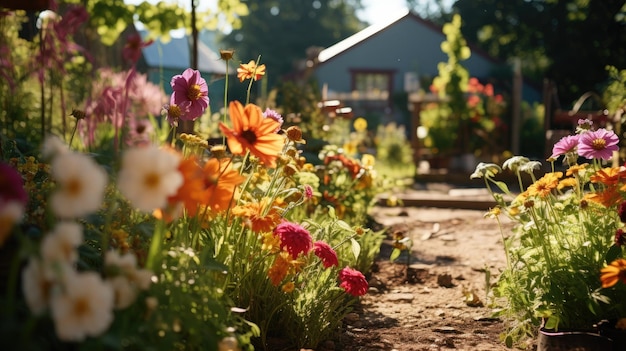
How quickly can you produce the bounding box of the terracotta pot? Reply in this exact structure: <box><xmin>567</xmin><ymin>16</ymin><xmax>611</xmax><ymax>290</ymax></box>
<box><xmin>537</xmin><ymin>328</ymin><xmax>613</xmax><ymax>351</ymax></box>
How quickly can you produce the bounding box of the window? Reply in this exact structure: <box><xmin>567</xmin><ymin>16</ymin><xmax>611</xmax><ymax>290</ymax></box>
<box><xmin>350</xmin><ymin>69</ymin><xmax>394</xmax><ymax>97</ymax></box>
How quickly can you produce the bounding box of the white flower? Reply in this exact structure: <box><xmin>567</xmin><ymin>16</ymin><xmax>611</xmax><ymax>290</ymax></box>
<box><xmin>22</xmin><ymin>258</ymin><xmax>54</xmax><ymax>315</ymax></box>
<box><xmin>50</xmin><ymin>271</ymin><xmax>114</xmax><ymax>341</ymax></box>
<box><xmin>104</xmin><ymin>251</ymin><xmax>153</xmax><ymax>309</ymax></box>
<box><xmin>117</xmin><ymin>145</ymin><xmax>183</xmax><ymax>212</ymax></box>
<box><xmin>41</xmin><ymin>222</ymin><xmax>83</xmax><ymax>279</ymax></box>
<box><xmin>42</xmin><ymin>134</ymin><xmax>69</xmax><ymax>159</ymax></box>
<box><xmin>50</xmin><ymin>151</ymin><xmax>108</xmax><ymax>218</ymax></box>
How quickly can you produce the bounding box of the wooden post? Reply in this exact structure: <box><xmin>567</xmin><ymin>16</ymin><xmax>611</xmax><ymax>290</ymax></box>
<box><xmin>511</xmin><ymin>58</ymin><xmax>522</xmax><ymax>155</ymax></box>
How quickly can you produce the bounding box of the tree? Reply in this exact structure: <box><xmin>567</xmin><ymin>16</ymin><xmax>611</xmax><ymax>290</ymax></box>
<box><xmin>219</xmin><ymin>0</ymin><xmax>366</xmax><ymax>86</ymax></box>
<box><xmin>454</xmin><ymin>0</ymin><xmax>626</xmax><ymax>106</ymax></box>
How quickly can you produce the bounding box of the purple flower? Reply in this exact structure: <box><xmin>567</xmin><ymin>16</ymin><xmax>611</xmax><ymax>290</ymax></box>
<box><xmin>170</xmin><ymin>68</ymin><xmax>209</xmax><ymax>121</ymax></box>
<box><xmin>550</xmin><ymin>135</ymin><xmax>579</xmax><ymax>160</ymax></box>
<box><xmin>577</xmin><ymin>128</ymin><xmax>619</xmax><ymax>160</ymax></box>
<box><xmin>263</xmin><ymin>108</ymin><xmax>284</xmax><ymax>132</ymax></box>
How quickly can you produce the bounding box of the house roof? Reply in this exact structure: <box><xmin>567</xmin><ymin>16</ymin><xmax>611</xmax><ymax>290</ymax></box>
<box><xmin>141</xmin><ymin>30</ymin><xmax>228</xmax><ymax>75</ymax></box>
<box><xmin>317</xmin><ymin>10</ymin><xmax>498</xmax><ymax>65</ymax></box>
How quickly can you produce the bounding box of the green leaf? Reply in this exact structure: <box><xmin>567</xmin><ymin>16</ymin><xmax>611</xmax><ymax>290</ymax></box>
<box><xmin>493</xmin><ymin>180</ymin><xmax>510</xmax><ymax>194</ymax></box>
<box><xmin>328</xmin><ymin>206</ymin><xmax>337</xmax><ymax>219</ymax></box>
<box><xmin>390</xmin><ymin>248</ymin><xmax>401</xmax><ymax>262</ymax></box>
<box><xmin>605</xmin><ymin>244</ymin><xmax>622</xmax><ymax>264</ymax></box>
<box><xmin>350</xmin><ymin>238</ymin><xmax>361</xmax><ymax>260</ymax></box>
<box><xmin>544</xmin><ymin>316</ymin><xmax>558</xmax><ymax>330</ymax></box>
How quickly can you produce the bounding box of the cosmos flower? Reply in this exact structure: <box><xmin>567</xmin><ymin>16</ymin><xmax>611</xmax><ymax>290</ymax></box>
<box><xmin>170</xmin><ymin>68</ymin><xmax>209</xmax><ymax>121</ymax></box>
<box><xmin>201</xmin><ymin>158</ymin><xmax>245</xmax><ymax>212</ymax></box>
<box><xmin>312</xmin><ymin>241</ymin><xmax>338</xmax><ymax>268</ymax></box>
<box><xmin>577</xmin><ymin>128</ymin><xmax>619</xmax><ymax>160</ymax></box>
<box><xmin>273</xmin><ymin>221</ymin><xmax>313</xmax><ymax>258</ymax></box>
<box><xmin>50</xmin><ymin>151</ymin><xmax>108</xmax><ymax>219</ymax></box>
<box><xmin>123</xmin><ymin>33</ymin><xmax>153</xmax><ymax>64</ymax></box>
<box><xmin>338</xmin><ymin>266</ymin><xmax>368</xmax><ymax>296</ymax></box>
<box><xmin>40</xmin><ymin>221</ymin><xmax>83</xmax><ymax>278</ymax></box>
<box><xmin>50</xmin><ymin>271</ymin><xmax>115</xmax><ymax>341</ymax></box>
<box><xmin>237</xmin><ymin>60</ymin><xmax>266</xmax><ymax>82</ymax></box>
<box><xmin>550</xmin><ymin>135</ymin><xmax>579</xmax><ymax>160</ymax></box>
<box><xmin>219</xmin><ymin>101</ymin><xmax>284</xmax><ymax>168</ymax></box>
<box><xmin>105</xmin><ymin>251</ymin><xmax>153</xmax><ymax>309</ymax></box>
<box><xmin>601</xmin><ymin>258</ymin><xmax>626</xmax><ymax>288</ymax></box>
<box><xmin>22</xmin><ymin>258</ymin><xmax>52</xmax><ymax>315</ymax></box>
<box><xmin>117</xmin><ymin>145</ymin><xmax>183</xmax><ymax>213</ymax></box>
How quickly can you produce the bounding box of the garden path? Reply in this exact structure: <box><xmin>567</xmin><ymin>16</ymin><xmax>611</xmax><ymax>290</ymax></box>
<box><xmin>335</xmin><ymin>184</ymin><xmax>520</xmax><ymax>351</ymax></box>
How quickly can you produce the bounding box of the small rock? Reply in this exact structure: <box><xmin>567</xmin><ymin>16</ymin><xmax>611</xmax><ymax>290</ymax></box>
<box><xmin>343</xmin><ymin>312</ymin><xmax>360</xmax><ymax>324</ymax></box>
<box><xmin>435</xmin><ymin>309</ymin><xmax>445</xmax><ymax>316</ymax></box>
<box><xmin>433</xmin><ymin>326</ymin><xmax>462</xmax><ymax>334</ymax></box>
<box><xmin>437</xmin><ymin>273</ymin><xmax>455</xmax><ymax>288</ymax></box>
<box><xmin>386</xmin><ymin>293</ymin><xmax>414</xmax><ymax>302</ymax></box>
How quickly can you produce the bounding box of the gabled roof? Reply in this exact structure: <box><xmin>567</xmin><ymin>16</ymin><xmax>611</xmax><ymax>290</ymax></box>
<box><xmin>319</xmin><ymin>10</ymin><xmax>439</xmax><ymax>63</ymax></box>
<box><xmin>140</xmin><ymin>30</ymin><xmax>228</xmax><ymax>75</ymax></box>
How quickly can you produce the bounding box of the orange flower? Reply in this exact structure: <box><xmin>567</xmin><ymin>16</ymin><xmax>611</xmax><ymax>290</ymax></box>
<box><xmin>590</xmin><ymin>167</ymin><xmax>626</xmax><ymax>186</ymax></box>
<box><xmin>219</xmin><ymin>101</ymin><xmax>284</xmax><ymax>168</ymax></box>
<box><xmin>526</xmin><ymin>172</ymin><xmax>562</xmax><ymax>198</ymax></box>
<box><xmin>584</xmin><ymin>186</ymin><xmax>622</xmax><ymax>207</ymax></box>
<box><xmin>268</xmin><ymin>252</ymin><xmax>290</xmax><ymax>286</ymax></box>
<box><xmin>557</xmin><ymin>177</ymin><xmax>578</xmax><ymax>190</ymax></box>
<box><xmin>566</xmin><ymin>163</ymin><xmax>588</xmax><ymax>177</ymax></box>
<box><xmin>167</xmin><ymin>156</ymin><xmax>205</xmax><ymax>216</ymax></box>
<box><xmin>201</xmin><ymin>158</ymin><xmax>245</xmax><ymax>212</ymax></box>
<box><xmin>237</xmin><ymin>60</ymin><xmax>266</xmax><ymax>82</ymax></box>
<box><xmin>231</xmin><ymin>197</ymin><xmax>282</xmax><ymax>233</ymax></box>
<box><xmin>601</xmin><ymin>258</ymin><xmax>626</xmax><ymax>288</ymax></box>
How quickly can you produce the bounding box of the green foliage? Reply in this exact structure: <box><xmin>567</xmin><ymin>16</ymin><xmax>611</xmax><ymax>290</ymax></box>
<box><xmin>375</xmin><ymin>122</ymin><xmax>414</xmax><ymax>169</ymax></box>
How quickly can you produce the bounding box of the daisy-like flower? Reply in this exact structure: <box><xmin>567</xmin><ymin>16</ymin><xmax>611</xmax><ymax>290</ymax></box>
<box><xmin>237</xmin><ymin>60</ymin><xmax>266</xmax><ymax>82</ymax></box>
<box><xmin>201</xmin><ymin>158</ymin><xmax>245</xmax><ymax>212</ymax></box>
<box><xmin>104</xmin><ymin>251</ymin><xmax>153</xmax><ymax>309</ymax></box>
<box><xmin>232</xmin><ymin>198</ymin><xmax>283</xmax><ymax>233</ymax></box>
<box><xmin>22</xmin><ymin>258</ymin><xmax>53</xmax><ymax>315</ymax></box>
<box><xmin>166</xmin><ymin>156</ymin><xmax>205</xmax><ymax>216</ymax></box>
<box><xmin>268</xmin><ymin>251</ymin><xmax>291</xmax><ymax>286</ymax></box>
<box><xmin>550</xmin><ymin>134</ymin><xmax>579</xmax><ymax>160</ymax></box>
<box><xmin>50</xmin><ymin>151</ymin><xmax>108</xmax><ymax>219</ymax></box>
<box><xmin>601</xmin><ymin>258</ymin><xmax>626</xmax><ymax>288</ymax></box>
<box><xmin>526</xmin><ymin>172</ymin><xmax>562</xmax><ymax>198</ymax></box>
<box><xmin>0</xmin><ymin>162</ymin><xmax>28</xmax><ymax>246</ymax></box>
<box><xmin>163</xmin><ymin>103</ymin><xmax>186</xmax><ymax>127</ymax></box>
<box><xmin>170</xmin><ymin>68</ymin><xmax>209</xmax><ymax>121</ymax></box>
<box><xmin>50</xmin><ymin>271</ymin><xmax>115</xmax><ymax>341</ymax></box>
<box><xmin>40</xmin><ymin>221</ymin><xmax>83</xmax><ymax>278</ymax></box>
<box><xmin>219</xmin><ymin>101</ymin><xmax>285</xmax><ymax>168</ymax></box>
<box><xmin>312</xmin><ymin>241</ymin><xmax>339</xmax><ymax>268</ymax></box>
<box><xmin>338</xmin><ymin>266</ymin><xmax>368</xmax><ymax>296</ymax></box>
<box><xmin>42</xmin><ymin>134</ymin><xmax>69</xmax><ymax>159</ymax></box>
<box><xmin>117</xmin><ymin>145</ymin><xmax>183</xmax><ymax>213</ymax></box>
<box><xmin>273</xmin><ymin>221</ymin><xmax>313</xmax><ymax>258</ymax></box>
<box><xmin>577</xmin><ymin>128</ymin><xmax>619</xmax><ymax>160</ymax></box>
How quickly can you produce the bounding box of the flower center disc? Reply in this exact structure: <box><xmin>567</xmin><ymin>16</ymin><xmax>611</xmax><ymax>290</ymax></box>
<box><xmin>187</xmin><ymin>84</ymin><xmax>202</xmax><ymax>101</ymax></box>
<box><xmin>592</xmin><ymin>138</ymin><xmax>607</xmax><ymax>150</ymax></box>
<box><xmin>241</xmin><ymin>130</ymin><xmax>257</xmax><ymax>144</ymax></box>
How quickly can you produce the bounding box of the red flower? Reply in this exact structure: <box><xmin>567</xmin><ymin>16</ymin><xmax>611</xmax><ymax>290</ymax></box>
<box><xmin>618</xmin><ymin>201</ymin><xmax>626</xmax><ymax>223</ymax></box>
<box><xmin>313</xmin><ymin>241</ymin><xmax>338</xmax><ymax>268</ymax></box>
<box><xmin>273</xmin><ymin>221</ymin><xmax>313</xmax><ymax>258</ymax></box>
<box><xmin>339</xmin><ymin>267</ymin><xmax>368</xmax><ymax>296</ymax></box>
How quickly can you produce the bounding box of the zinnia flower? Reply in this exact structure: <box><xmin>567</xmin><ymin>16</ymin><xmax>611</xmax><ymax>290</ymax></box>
<box><xmin>201</xmin><ymin>158</ymin><xmax>245</xmax><ymax>212</ymax></box>
<box><xmin>601</xmin><ymin>258</ymin><xmax>626</xmax><ymax>288</ymax></box>
<box><xmin>268</xmin><ymin>252</ymin><xmax>291</xmax><ymax>286</ymax></box>
<box><xmin>577</xmin><ymin>128</ymin><xmax>619</xmax><ymax>160</ymax></box>
<box><xmin>170</xmin><ymin>68</ymin><xmax>209</xmax><ymax>121</ymax></box>
<box><xmin>219</xmin><ymin>101</ymin><xmax>284</xmax><ymax>167</ymax></box>
<box><xmin>0</xmin><ymin>162</ymin><xmax>27</xmax><ymax>246</ymax></box>
<box><xmin>117</xmin><ymin>145</ymin><xmax>183</xmax><ymax>213</ymax></box>
<box><xmin>526</xmin><ymin>172</ymin><xmax>562</xmax><ymax>198</ymax></box>
<box><xmin>50</xmin><ymin>271</ymin><xmax>115</xmax><ymax>341</ymax></box>
<box><xmin>313</xmin><ymin>241</ymin><xmax>339</xmax><ymax>268</ymax></box>
<box><xmin>550</xmin><ymin>134</ymin><xmax>579</xmax><ymax>160</ymax></box>
<box><xmin>273</xmin><ymin>221</ymin><xmax>313</xmax><ymax>258</ymax></box>
<box><xmin>338</xmin><ymin>266</ymin><xmax>368</xmax><ymax>296</ymax></box>
<box><xmin>232</xmin><ymin>198</ymin><xmax>283</xmax><ymax>233</ymax></box>
<box><xmin>237</xmin><ymin>60</ymin><xmax>266</xmax><ymax>82</ymax></box>
<box><xmin>50</xmin><ymin>151</ymin><xmax>108</xmax><ymax>219</ymax></box>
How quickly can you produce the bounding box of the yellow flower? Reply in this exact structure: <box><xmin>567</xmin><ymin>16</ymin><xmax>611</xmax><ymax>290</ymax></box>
<box><xmin>237</xmin><ymin>60</ymin><xmax>266</xmax><ymax>82</ymax></box>
<box><xmin>526</xmin><ymin>172</ymin><xmax>562</xmax><ymax>198</ymax></box>
<box><xmin>361</xmin><ymin>154</ymin><xmax>375</xmax><ymax>168</ymax></box>
<box><xmin>353</xmin><ymin>117</ymin><xmax>367</xmax><ymax>132</ymax></box>
<box><xmin>566</xmin><ymin>163</ymin><xmax>588</xmax><ymax>176</ymax></box>
<box><xmin>281</xmin><ymin>282</ymin><xmax>295</xmax><ymax>293</ymax></box>
<box><xmin>557</xmin><ymin>177</ymin><xmax>578</xmax><ymax>190</ymax></box>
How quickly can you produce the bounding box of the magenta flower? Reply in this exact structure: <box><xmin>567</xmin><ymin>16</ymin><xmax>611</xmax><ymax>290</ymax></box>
<box><xmin>303</xmin><ymin>185</ymin><xmax>313</xmax><ymax>200</ymax></box>
<box><xmin>338</xmin><ymin>267</ymin><xmax>368</xmax><ymax>296</ymax></box>
<box><xmin>550</xmin><ymin>135</ymin><xmax>579</xmax><ymax>160</ymax></box>
<box><xmin>577</xmin><ymin>128</ymin><xmax>619</xmax><ymax>160</ymax></box>
<box><xmin>170</xmin><ymin>68</ymin><xmax>209</xmax><ymax>121</ymax></box>
<box><xmin>313</xmin><ymin>241</ymin><xmax>338</xmax><ymax>268</ymax></box>
<box><xmin>0</xmin><ymin>162</ymin><xmax>28</xmax><ymax>246</ymax></box>
<box><xmin>273</xmin><ymin>221</ymin><xmax>313</xmax><ymax>258</ymax></box>
<box><xmin>123</xmin><ymin>33</ymin><xmax>153</xmax><ymax>64</ymax></box>
<box><xmin>263</xmin><ymin>108</ymin><xmax>284</xmax><ymax>132</ymax></box>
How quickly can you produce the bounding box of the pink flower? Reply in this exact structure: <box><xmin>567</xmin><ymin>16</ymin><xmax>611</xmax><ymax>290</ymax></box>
<box><xmin>273</xmin><ymin>221</ymin><xmax>313</xmax><ymax>258</ymax></box>
<box><xmin>550</xmin><ymin>134</ymin><xmax>579</xmax><ymax>160</ymax></box>
<box><xmin>338</xmin><ymin>267</ymin><xmax>368</xmax><ymax>296</ymax></box>
<box><xmin>170</xmin><ymin>68</ymin><xmax>209</xmax><ymax>121</ymax></box>
<box><xmin>263</xmin><ymin>108</ymin><xmax>284</xmax><ymax>132</ymax></box>
<box><xmin>313</xmin><ymin>241</ymin><xmax>338</xmax><ymax>268</ymax></box>
<box><xmin>304</xmin><ymin>185</ymin><xmax>313</xmax><ymax>200</ymax></box>
<box><xmin>577</xmin><ymin>128</ymin><xmax>619</xmax><ymax>160</ymax></box>
<box><xmin>123</xmin><ymin>33</ymin><xmax>153</xmax><ymax>64</ymax></box>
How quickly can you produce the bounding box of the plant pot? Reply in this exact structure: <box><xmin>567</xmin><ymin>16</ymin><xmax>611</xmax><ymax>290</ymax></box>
<box><xmin>597</xmin><ymin>320</ymin><xmax>626</xmax><ymax>351</ymax></box>
<box><xmin>537</xmin><ymin>328</ymin><xmax>613</xmax><ymax>351</ymax></box>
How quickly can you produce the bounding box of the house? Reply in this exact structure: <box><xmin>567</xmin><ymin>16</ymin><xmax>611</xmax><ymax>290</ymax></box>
<box><xmin>312</xmin><ymin>10</ymin><xmax>542</xmax><ymax>125</ymax></box>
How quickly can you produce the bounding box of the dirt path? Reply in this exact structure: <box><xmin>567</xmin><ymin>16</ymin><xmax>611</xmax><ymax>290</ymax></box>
<box><xmin>338</xmin><ymin>206</ymin><xmax>517</xmax><ymax>351</ymax></box>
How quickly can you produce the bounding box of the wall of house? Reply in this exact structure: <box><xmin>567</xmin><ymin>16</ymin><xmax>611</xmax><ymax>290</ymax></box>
<box><xmin>314</xmin><ymin>16</ymin><xmax>496</xmax><ymax>97</ymax></box>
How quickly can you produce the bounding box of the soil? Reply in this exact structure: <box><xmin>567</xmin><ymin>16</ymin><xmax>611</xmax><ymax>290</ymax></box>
<box><xmin>335</xmin><ymin>205</ymin><xmax>519</xmax><ymax>351</ymax></box>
